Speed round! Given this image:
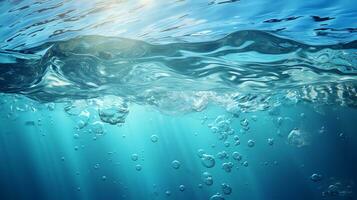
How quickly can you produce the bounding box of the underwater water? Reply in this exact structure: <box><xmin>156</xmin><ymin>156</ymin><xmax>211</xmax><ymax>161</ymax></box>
<box><xmin>0</xmin><ymin>0</ymin><xmax>357</xmax><ymax>199</ymax></box>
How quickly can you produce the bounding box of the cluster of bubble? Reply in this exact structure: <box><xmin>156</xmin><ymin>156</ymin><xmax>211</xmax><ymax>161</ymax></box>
<box><xmin>131</xmin><ymin>153</ymin><xmax>142</xmax><ymax>171</ymax></box>
<box><xmin>322</xmin><ymin>181</ymin><xmax>354</xmax><ymax>198</ymax></box>
<box><xmin>202</xmin><ymin>172</ymin><xmax>214</xmax><ymax>186</ymax></box>
<box><xmin>207</xmin><ymin>183</ymin><xmax>232</xmax><ymax>200</ymax></box>
<box><xmin>205</xmin><ymin>115</ymin><xmax>255</xmax><ymax>171</ymax></box>
<box><xmin>97</xmin><ymin>97</ymin><xmax>129</xmax><ymax>126</ymax></box>
<box><xmin>62</xmin><ymin>96</ymin><xmax>132</xmax><ymax>141</ymax></box>
<box><xmin>208</xmin><ymin>115</ymin><xmax>236</xmax><ymax>142</ymax></box>
<box><xmin>196</xmin><ymin>115</ymin><xmax>262</xmax><ymax>199</ymax></box>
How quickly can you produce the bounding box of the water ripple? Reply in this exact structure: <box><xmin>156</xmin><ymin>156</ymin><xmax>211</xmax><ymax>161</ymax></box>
<box><xmin>1</xmin><ymin>0</ymin><xmax>357</xmax><ymax>49</ymax></box>
<box><xmin>0</xmin><ymin>1</ymin><xmax>356</xmax><ymax>112</ymax></box>
<box><xmin>0</xmin><ymin>30</ymin><xmax>355</xmax><ymax>112</ymax></box>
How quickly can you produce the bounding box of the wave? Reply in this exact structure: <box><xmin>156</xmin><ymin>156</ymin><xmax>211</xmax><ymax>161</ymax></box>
<box><xmin>0</xmin><ymin>30</ymin><xmax>356</xmax><ymax>113</ymax></box>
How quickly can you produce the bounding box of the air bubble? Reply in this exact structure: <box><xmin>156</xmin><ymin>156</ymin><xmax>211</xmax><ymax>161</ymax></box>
<box><xmin>135</xmin><ymin>164</ymin><xmax>142</xmax><ymax>171</ymax></box>
<box><xmin>247</xmin><ymin>139</ymin><xmax>255</xmax><ymax>147</ymax></box>
<box><xmin>232</xmin><ymin>152</ymin><xmax>242</xmax><ymax>161</ymax></box>
<box><xmin>221</xmin><ymin>183</ymin><xmax>232</xmax><ymax>195</ymax></box>
<box><xmin>201</xmin><ymin>154</ymin><xmax>216</xmax><ymax>168</ymax></box>
<box><xmin>209</xmin><ymin>193</ymin><xmax>225</xmax><ymax>200</ymax></box>
<box><xmin>197</xmin><ymin>149</ymin><xmax>205</xmax><ymax>158</ymax></box>
<box><xmin>222</xmin><ymin>162</ymin><xmax>233</xmax><ymax>173</ymax></box>
<box><xmin>171</xmin><ymin>160</ymin><xmax>181</xmax><ymax>169</ymax></box>
<box><xmin>217</xmin><ymin>151</ymin><xmax>228</xmax><ymax>160</ymax></box>
<box><xmin>131</xmin><ymin>154</ymin><xmax>139</xmax><ymax>161</ymax></box>
<box><xmin>203</xmin><ymin>172</ymin><xmax>213</xmax><ymax>186</ymax></box>
<box><xmin>240</xmin><ymin>118</ymin><xmax>249</xmax><ymax>127</ymax></box>
<box><xmin>288</xmin><ymin>128</ymin><xmax>308</xmax><ymax>148</ymax></box>
<box><xmin>179</xmin><ymin>185</ymin><xmax>185</xmax><ymax>191</ymax></box>
<box><xmin>310</xmin><ymin>173</ymin><xmax>323</xmax><ymax>182</ymax></box>
<box><xmin>243</xmin><ymin>161</ymin><xmax>249</xmax><ymax>167</ymax></box>
<box><xmin>150</xmin><ymin>135</ymin><xmax>159</xmax><ymax>143</ymax></box>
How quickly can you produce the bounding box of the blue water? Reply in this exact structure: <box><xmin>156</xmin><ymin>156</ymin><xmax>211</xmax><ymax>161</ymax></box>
<box><xmin>0</xmin><ymin>0</ymin><xmax>356</xmax><ymax>200</ymax></box>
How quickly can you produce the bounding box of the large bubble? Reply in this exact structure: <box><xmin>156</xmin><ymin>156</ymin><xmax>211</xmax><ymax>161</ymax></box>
<box><xmin>287</xmin><ymin>128</ymin><xmax>309</xmax><ymax>147</ymax></box>
<box><xmin>201</xmin><ymin>154</ymin><xmax>216</xmax><ymax>168</ymax></box>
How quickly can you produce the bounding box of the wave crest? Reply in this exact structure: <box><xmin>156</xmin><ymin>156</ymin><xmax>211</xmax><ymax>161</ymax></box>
<box><xmin>0</xmin><ymin>30</ymin><xmax>356</xmax><ymax>113</ymax></box>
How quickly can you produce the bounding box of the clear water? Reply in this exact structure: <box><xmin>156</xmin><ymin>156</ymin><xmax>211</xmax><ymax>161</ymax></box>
<box><xmin>0</xmin><ymin>0</ymin><xmax>356</xmax><ymax>200</ymax></box>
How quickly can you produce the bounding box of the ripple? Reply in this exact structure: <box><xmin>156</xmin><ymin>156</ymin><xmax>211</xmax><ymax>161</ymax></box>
<box><xmin>0</xmin><ymin>29</ymin><xmax>355</xmax><ymax>113</ymax></box>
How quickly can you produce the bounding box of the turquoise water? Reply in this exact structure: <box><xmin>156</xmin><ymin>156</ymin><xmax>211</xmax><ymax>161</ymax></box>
<box><xmin>0</xmin><ymin>0</ymin><xmax>356</xmax><ymax>200</ymax></box>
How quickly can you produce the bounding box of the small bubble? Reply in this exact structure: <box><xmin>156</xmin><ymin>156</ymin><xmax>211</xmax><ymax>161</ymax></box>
<box><xmin>171</xmin><ymin>160</ymin><xmax>181</xmax><ymax>169</ymax></box>
<box><xmin>233</xmin><ymin>135</ymin><xmax>239</xmax><ymax>141</ymax></box>
<box><xmin>326</xmin><ymin>184</ymin><xmax>339</xmax><ymax>196</ymax></box>
<box><xmin>135</xmin><ymin>164</ymin><xmax>142</xmax><ymax>171</ymax></box>
<box><xmin>318</xmin><ymin>126</ymin><xmax>326</xmax><ymax>134</ymax></box>
<box><xmin>204</xmin><ymin>176</ymin><xmax>213</xmax><ymax>186</ymax></box>
<box><xmin>242</xmin><ymin>161</ymin><xmax>249</xmax><ymax>167</ymax></box>
<box><xmin>339</xmin><ymin>133</ymin><xmax>346</xmax><ymax>140</ymax></box>
<box><xmin>310</xmin><ymin>173</ymin><xmax>323</xmax><ymax>182</ymax></box>
<box><xmin>101</xmin><ymin>175</ymin><xmax>107</xmax><ymax>181</ymax></box>
<box><xmin>150</xmin><ymin>135</ymin><xmax>159</xmax><ymax>143</ymax></box>
<box><xmin>247</xmin><ymin>139</ymin><xmax>255</xmax><ymax>148</ymax></box>
<box><xmin>197</xmin><ymin>149</ymin><xmax>205</xmax><ymax>158</ymax></box>
<box><xmin>165</xmin><ymin>190</ymin><xmax>171</xmax><ymax>196</ymax></box>
<box><xmin>131</xmin><ymin>154</ymin><xmax>139</xmax><ymax>161</ymax></box>
<box><xmin>232</xmin><ymin>152</ymin><xmax>242</xmax><ymax>161</ymax></box>
<box><xmin>94</xmin><ymin>163</ymin><xmax>100</xmax><ymax>169</ymax></box>
<box><xmin>268</xmin><ymin>138</ymin><xmax>274</xmax><ymax>146</ymax></box>
<box><xmin>240</xmin><ymin>118</ymin><xmax>249</xmax><ymax>127</ymax></box>
<box><xmin>277</xmin><ymin>117</ymin><xmax>283</xmax><ymax>126</ymax></box>
<box><xmin>217</xmin><ymin>151</ymin><xmax>228</xmax><ymax>160</ymax></box>
<box><xmin>179</xmin><ymin>184</ymin><xmax>185</xmax><ymax>192</ymax></box>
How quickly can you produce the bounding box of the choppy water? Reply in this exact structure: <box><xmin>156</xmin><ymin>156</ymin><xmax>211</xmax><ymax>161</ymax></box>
<box><xmin>0</xmin><ymin>0</ymin><xmax>356</xmax><ymax>200</ymax></box>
